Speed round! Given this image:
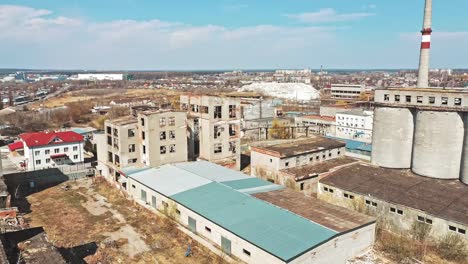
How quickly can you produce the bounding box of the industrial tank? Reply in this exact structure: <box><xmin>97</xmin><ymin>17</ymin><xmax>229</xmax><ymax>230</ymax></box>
<box><xmin>412</xmin><ymin>111</ymin><xmax>464</xmax><ymax>179</ymax></box>
<box><xmin>372</xmin><ymin>107</ymin><xmax>414</xmax><ymax>168</ymax></box>
<box><xmin>461</xmin><ymin>113</ymin><xmax>468</xmax><ymax>184</ymax></box>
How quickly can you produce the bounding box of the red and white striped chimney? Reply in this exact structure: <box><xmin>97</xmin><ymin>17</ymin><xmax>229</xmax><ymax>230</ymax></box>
<box><xmin>417</xmin><ymin>0</ymin><xmax>432</xmax><ymax>88</ymax></box>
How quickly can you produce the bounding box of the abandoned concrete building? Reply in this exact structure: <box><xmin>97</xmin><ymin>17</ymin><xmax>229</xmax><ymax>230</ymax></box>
<box><xmin>318</xmin><ymin>163</ymin><xmax>468</xmax><ymax>243</ymax></box>
<box><xmin>279</xmin><ymin>157</ymin><xmax>358</xmax><ymax>196</ymax></box>
<box><xmin>121</xmin><ymin>160</ymin><xmax>375</xmax><ymax>264</ymax></box>
<box><xmin>180</xmin><ymin>95</ymin><xmax>241</xmax><ymax>169</ymax></box>
<box><xmin>294</xmin><ymin>115</ymin><xmax>336</xmax><ymax>137</ymax></box>
<box><xmin>250</xmin><ymin>137</ymin><xmax>346</xmax><ymax>185</ymax></box>
<box><xmin>137</xmin><ymin>110</ymin><xmax>188</xmax><ymax>167</ymax></box>
<box><xmin>98</xmin><ymin>116</ymin><xmax>140</xmax><ymax>185</ymax></box>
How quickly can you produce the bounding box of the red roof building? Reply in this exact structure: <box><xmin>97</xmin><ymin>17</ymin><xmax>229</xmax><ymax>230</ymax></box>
<box><xmin>19</xmin><ymin>131</ymin><xmax>84</xmax><ymax>148</ymax></box>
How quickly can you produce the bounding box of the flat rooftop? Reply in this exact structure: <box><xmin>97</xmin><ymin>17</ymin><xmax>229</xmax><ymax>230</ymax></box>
<box><xmin>336</xmin><ymin>110</ymin><xmax>371</xmax><ymax>117</ymax></box>
<box><xmin>281</xmin><ymin>157</ymin><xmax>358</xmax><ymax>181</ymax></box>
<box><xmin>382</xmin><ymin>87</ymin><xmax>468</xmax><ymax>94</ymax></box>
<box><xmin>106</xmin><ymin>116</ymin><xmax>137</xmax><ymax>125</ymax></box>
<box><xmin>321</xmin><ymin>164</ymin><xmax>468</xmax><ymax>226</ymax></box>
<box><xmin>139</xmin><ymin>109</ymin><xmax>185</xmax><ymax>116</ymax></box>
<box><xmin>253</xmin><ymin>188</ymin><xmax>375</xmax><ymax>233</ymax></box>
<box><xmin>252</xmin><ymin>137</ymin><xmax>346</xmax><ymax>158</ymax></box>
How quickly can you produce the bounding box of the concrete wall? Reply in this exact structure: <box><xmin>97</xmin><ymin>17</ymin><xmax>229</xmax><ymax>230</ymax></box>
<box><xmin>317</xmin><ymin>182</ymin><xmax>468</xmax><ymax>244</ymax></box>
<box><xmin>412</xmin><ymin>111</ymin><xmax>464</xmax><ymax>179</ymax></box>
<box><xmin>375</xmin><ymin>89</ymin><xmax>467</xmax><ymax>109</ymax></box>
<box><xmin>371</xmin><ymin>107</ymin><xmax>414</xmax><ymax>169</ymax></box>
<box><xmin>138</xmin><ymin>111</ymin><xmax>187</xmax><ymax>167</ymax></box>
<box><xmin>461</xmin><ymin>113</ymin><xmax>468</xmax><ymax>184</ymax></box>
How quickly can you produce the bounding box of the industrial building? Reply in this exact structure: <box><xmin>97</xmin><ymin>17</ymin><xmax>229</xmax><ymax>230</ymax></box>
<box><xmin>335</xmin><ymin>110</ymin><xmax>373</xmax><ymax>143</ymax></box>
<box><xmin>294</xmin><ymin>115</ymin><xmax>336</xmax><ymax>137</ymax></box>
<box><xmin>180</xmin><ymin>95</ymin><xmax>241</xmax><ymax>169</ymax></box>
<box><xmin>137</xmin><ymin>110</ymin><xmax>188</xmax><ymax>167</ymax></box>
<box><xmin>98</xmin><ymin>116</ymin><xmax>140</xmax><ymax>186</ymax></box>
<box><xmin>330</xmin><ymin>84</ymin><xmax>365</xmax><ymax>99</ymax></box>
<box><xmin>122</xmin><ymin>160</ymin><xmax>375</xmax><ymax>264</ymax></box>
<box><xmin>318</xmin><ymin>163</ymin><xmax>467</xmax><ymax>243</ymax></box>
<box><xmin>75</xmin><ymin>73</ymin><xmax>125</xmax><ymax>81</ymax></box>
<box><xmin>250</xmin><ymin>137</ymin><xmax>346</xmax><ymax>184</ymax></box>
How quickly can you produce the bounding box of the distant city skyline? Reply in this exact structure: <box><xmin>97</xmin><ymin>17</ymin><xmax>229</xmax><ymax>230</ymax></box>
<box><xmin>0</xmin><ymin>1</ymin><xmax>467</xmax><ymax>70</ymax></box>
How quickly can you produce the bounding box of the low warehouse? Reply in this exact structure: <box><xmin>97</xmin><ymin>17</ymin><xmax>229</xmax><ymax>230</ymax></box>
<box><xmin>318</xmin><ymin>163</ymin><xmax>468</xmax><ymax>243</ymax></box>
<box><xmin>122</xmin><ymin>161</ymin><xmax>375</xmax><ymax>264</ymax></box>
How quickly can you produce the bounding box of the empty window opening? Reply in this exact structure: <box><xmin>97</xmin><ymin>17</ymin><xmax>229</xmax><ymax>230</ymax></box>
<box><xmin>394</xmin><ymin>95</ymin><xmax>400</xmax><ymax>102</ymax></box>
<box><xmin>229</xmin><ymin>105</ymin><xmax>236</xmax><ymax>118</ymax></box>
<box><xmin>300</xmin><ymin>182</ymin><xmax>305</xmax><ymax>191</ymax></box>
<box><xmin>429</xmin><ymin>96</ymin><xmax>435</xmax><ymax>104</ymax></box>
<box><xmin>160</xmin><ymin>131</ymin><xmax>166</xmax><ymax>140</ymax></box>
<box><xmin>128</xmin><ymin>129</ymin><xmax>135</xmax><ymax>137</ymax></box>
<box><xmin>129</xmin><ymin>144</ymin><xmax>136</xmax><ymax>153</ymax></box>
<box><xmin>441</xmin><ymin>97</ymin><xmax>448</xmax><ymax>105</ymax></box>
<box><xmin>285</xmin><ymin>162</ymin><xmax>289</xmax><ymax>167</ymax></box>
<box><xmin>140</xmin><ymin>118</ymin><xmax>145</xmax><ymax>126</ymax></box>
<box><xmin>160</xmin><ymin>117</ymin><xmax>166</xmax><ymax>127</ymax></box>
<box><xmin>417</xmin><ymin>96</ymin><xmax>423</xmax><ymax>103</ymax></box>
<box><xmin>201</xmin><ymin>106</ymin><xmax>209</xmax><ymax>114</ymax></box>
<box><xmin>169</xmin><ymin>130</ymin><xmax>176</xmax><ymax>140</ymax></box>
<box><xmin>214</xmin><ymin>106</ymin><xmax>222</xmax><ymax>119</ymax></box>
<box><xmin>405</xmin><ymin>95</ymin><xmax>412</xmax><ymax>103</ymax></box>
<box><xmin>243</xmin><ymin>249</ymin><xmax>251</xmax><ymax>257</ymax></box>
<box><xmin>384</xmin><ymin>94</ymin><xmax>390</xmax><ymax>101</ymax></box>
<box><xmin>168</xmin><ymin>116</ymin><xmax>176</xmax><ymax>126</ymax></box>
<box><xmin>229</xmin><ymin>124</ymin><xmax>237</xmax><ymax>136</ymax></box>
<box><xmin>141</xmin><ymin>131</ymin><xmax>145</xmax><ymax>140</ymax></box>
<box><xmin>205</xmin><ymin>226</ymin><xmax>212</xmax><ymax>233</ymax></box>
<box><xmin>449</xmin><ymin>225</ymin><xmax>457</xmax><ymax>231</ymax></box>
<box><xmin>214</xmin><ymin>125</ymin><xmax>221</xmax><ymax>139</ymax></box>
<box><xmin>160</xmin><ymin>146</ymin><xmax>167</xmax><ymax>154</ymax></box>
<box><xmin>229</xmin><ymin>141</ymin><xmax>237</xmax><ymax>154</ymax></box>
<box><xmin>455</xmin><ymin>98</ymin><xmax>462</xmax><ymax>106</ymax></box>
<box><xmin>169</xmin><ymin>144</ymin><xmax>176</xmax><ymax>153</ymax></box>
<box><xmin>214</xmin><ymin>144</ymin><xmax>222</xmax><ymax>154</ymax></box>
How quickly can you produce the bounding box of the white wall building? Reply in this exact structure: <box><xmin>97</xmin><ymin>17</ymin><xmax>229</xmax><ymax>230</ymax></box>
<box><xmin>75</xmin><ymin>73</ymin><xmax>124</xmax><ymax>81</ymax></box>
<box><xmin>12</xmin><ymin>131</ymin><xmax>85</xmax><ymax>171</ymax></box>
<box><xmin>335</xmin><ymin>110</ymin><xmax>373</xmax><ymax>143</ymax></box>
<box><xmin>331</xmin><ymin>84</ymin><xmax>365</xmax><ymax>99</ymax></box>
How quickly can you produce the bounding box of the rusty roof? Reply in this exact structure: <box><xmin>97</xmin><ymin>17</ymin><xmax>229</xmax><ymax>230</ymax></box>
<box><xmin>281</xmin><ymin>157</ymin><xmax>358</xmax><ymax>181</ymax></box>
<box><xmin>253</xmin><ymin>189</ymin><xmax>375</xmax><ymax>232</ymax></box>
<box><xmin>252</xmin><ymin>137</ymin><xmax>345</xmax><ymax>158</ymax></box>
<box><xmin>321</xmin><ymin>164</ymin><xmax>468</xmax><ymax>226</ymax></box>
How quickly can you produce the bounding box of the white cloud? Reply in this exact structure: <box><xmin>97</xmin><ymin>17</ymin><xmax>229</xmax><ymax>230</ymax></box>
<box><xmin>286</xmin><ymin>8</ymin><xmax>374</xmax><ymax>24</ymax></box>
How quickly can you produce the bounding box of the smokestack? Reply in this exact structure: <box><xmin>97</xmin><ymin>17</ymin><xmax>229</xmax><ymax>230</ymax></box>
<box><xmin>417</xmin><ymin>0</ymin><xmax>432</xmax><ymax>88</ymax></box>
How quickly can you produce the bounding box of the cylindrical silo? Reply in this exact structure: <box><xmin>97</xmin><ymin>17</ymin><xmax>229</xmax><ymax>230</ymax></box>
<box><xmin>461</xmin><ymin>113</ymin><xmax>468</xmax><ymax>184</ymax></box>
<box><xmin>372</xmin><ymin>107</ymin><xmax>414</xmax><ymax>168</ymax></box>
<box><xmin>412</xmin><ymin>111</ymin><xmax>464</xmax><ymax>179</ymax></box>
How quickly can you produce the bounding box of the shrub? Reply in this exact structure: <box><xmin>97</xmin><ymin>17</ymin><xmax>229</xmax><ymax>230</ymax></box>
<box><xmin>436</xmin><ymin>233</ymin><xmax>468</xmax><ymax>262</ymax></box>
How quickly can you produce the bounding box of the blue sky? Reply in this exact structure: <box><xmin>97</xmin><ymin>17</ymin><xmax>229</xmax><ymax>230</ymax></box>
<box><xmin>0</xmin><ymin>0</ymin><xmax>467</xmax><ymax>70</ymax></box>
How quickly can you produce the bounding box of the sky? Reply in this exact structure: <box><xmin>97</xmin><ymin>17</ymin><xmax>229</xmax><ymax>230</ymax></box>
<box><xmin>0</xmin><ymin>0</ymin><xmax>467</xmax><ymax>70</ymax></box>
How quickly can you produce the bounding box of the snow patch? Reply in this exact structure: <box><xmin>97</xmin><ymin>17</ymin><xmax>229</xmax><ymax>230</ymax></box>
<box><xmin>239</xmin><ymin>82</ymin><xmax>320</xmax><ymax>101</ymax></box>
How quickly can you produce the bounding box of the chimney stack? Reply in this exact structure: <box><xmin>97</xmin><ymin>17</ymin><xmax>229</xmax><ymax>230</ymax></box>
<box><xmin>416</xmin><ymin>0</ymin><xmax>433</xmax><ymax>88</ymax></box>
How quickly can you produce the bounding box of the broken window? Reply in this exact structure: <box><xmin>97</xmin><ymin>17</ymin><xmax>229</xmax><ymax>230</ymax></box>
<box><xmin>160</xmin><ymin>131</ymin><xmax>166</xmax><ymax>140</ymax></box>
<box><xmin>429</xmin><ymin>96</ymin><xmax>435</xmax><ymax>104</ymax></box>
<box><xmin>384</xmin><ymin>94</ymin><xmax>390</xmax><ymax>101</ymax></box>
<box><xmin>113</xmin><ymin>138</ymin><xmax>119</xmax><ymax>149</ymax></box>
<box><xmin>214</xmin><ymin>106</ymin><xmax>222</xmax><ymax>119</ymax></box>
<box><xmin>128</xmin><ymin>158</ymin><xmax>137</xmax><ymax>164</ymax></box>
<box><xmin>181</xmin><ymin>103</ymin><xmax>189</xmax><ymax>110</ymax></box>
<box><xmin>201</xmin><ymin>106</ymin><xmax>209</xmax><ymax>114</ymax></box>
<box><xmin>229</xmin><ymin>141</ymin><xmax>236</xmax><ymax>154</ymax></box>
<box><xmin>113</xmin><ymin>128</ymin><xmax>119</xmax><ymax>137</ymax></box>
<box><xmin>455</xmin><ymin>98</ymin><xmax>462</xmax><ymax>106</ymax></box>
<box><xmin>417</xmin><ymin>96</ymin><xmax>423</xmax><ymax>103</ymax></box>
<box><xmin>229</xmin><ymin>124</ymin><xmax>237</xmax><ymax>136</ymax></box>
<box><xmin>169</xmin><ymin>130</ymin><xmax>176</xmax><ymax>140</ymax></box>
<box><xmin>214</xmin><ymin>143</ymin><xmax>222</xmax><ymax>154</ymax></box>
<box><xmin>214</xmin><ymin>125</ymin><xmax>221</xmax><ymax>139</ymax></box>
<box><xmin>108</xmin><ymin>152</ymin><xmax>113</xmax><ymax>162</ymax></box>
<box><xmin>394</xmin><ymin>95</ymin><xmax>400</xmax><ymax>102</ymax></box>
<box><xmin>106</xmin><ymin>126</ymin><xmax>112</xmax><ymax>134</ymax></box>
<box><xmin>441</xmin><ymin>97</ymin><xmax>448</xmax><ymax>105</ymax></box>
<box><xmin>141</xmin><ymin>118</ymin><xmax>145</xmax><ymax>126</ymax></box>
<box><xmin>169</xmin><ymin>144</ymin><xmax>176</xmax><ymax>153</ymax></box>
<box><xmin>405</xmin><ymin>95</ymin><xmax>412</xmax><ymax>103</ymax></box>
<box><xmin>229</xmin><ymin>105</ymin><xmax>236</xmax><ymax>118</ymax></box>
<box><xmin>160</xmin><ymin>146</ymin><xmax>166</xmax><ymax>154</ymax></box>
<box><xmin>168</xmin><ymin>116</ymin><xmax>176</xmax><ymax>126</ymax></box>
<box><xmin>114</xmin><ymin>155</ymin><xmax>120</xmax><ymax>165</ymax></box>
<box><xmin>129</xmin><ymin>144</ymin><xmax>136</xmax><ymax>153</ymax></box>
<box><xmin>190</xmin><ymin>104</ymin><xmax>199</xmax><ymax>112</ymax></box>
<box><xmin>128</xmin><ymin>129</ymin><xmax>135</xmax><ymax>137</ymax></box>
<box><xmin>160</xmin><ymin>117</ymin><xmax>166</xmax><ymax>127</ymax></box>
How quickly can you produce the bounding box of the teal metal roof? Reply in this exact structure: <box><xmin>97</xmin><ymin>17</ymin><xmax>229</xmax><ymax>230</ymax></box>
<box><xmin>120</xmin><ymin>166</ymin><xmax>152</xmax><ymax>176</ymax></box>
<box><xmin>171</xmin><ymin>182</ymin><xmax>337</xmax><ymax>262</ymax></box>
<box><xmin>222</xmin><ymin>178</ymin><xmax>284</xmax><ymax>194</ymax></box>
<box><xmin>327</xmin><ymin>136</ymin><xmax>372</xmax><ymax>152</ymax></box>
